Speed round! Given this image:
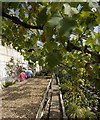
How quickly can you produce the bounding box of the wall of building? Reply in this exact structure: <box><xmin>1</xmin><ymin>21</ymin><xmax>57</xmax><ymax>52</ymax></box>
<box><xmin>0</xmin><ymin>40</ymin><xmax>28</xmax><ymax>82</ymax></box>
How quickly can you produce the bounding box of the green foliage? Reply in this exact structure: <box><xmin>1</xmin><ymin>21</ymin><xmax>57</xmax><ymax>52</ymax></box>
<box><xmin>37</xmin><ymin>7</ymin><xmax>48</xmax><ymax>26</ymax></box>
<box><xmin>1</xmin><ymin>2</ymin><xmax>100</xmax><ymax>119</ymax></box>
<box><xmin>67</xmin><ymin>103</ymin><xmax>96</xmax><ymax>119</ymax></box>
<box><xmin>48</xmin><ymin>15</ymin><xmax>76</xmax><ymax>35</ymax></box>
<box><xmin>2</xmin><ymin>80</ymin><xmax>16</xmax><ymax>88</ymax></box>
<box><xmin>58</xmin><ymin>69</ymin><xmax>100</xmax><ymax>119</ymax></box>
<box><xmin>46</xmin><ymin>50</ymin><xmax>62</xmax><ymax>68</ymax></box>
<box><xmin>6</xmin><ymin>57</ymin><xmax>22</xmax><ymax>78</ymax></box>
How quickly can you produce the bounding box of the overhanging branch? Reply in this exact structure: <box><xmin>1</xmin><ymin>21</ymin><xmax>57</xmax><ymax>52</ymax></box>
<box><xmin>2</xmin><ymin>11</ymin><xmax>100</xmax><ymax>63</ymax></box>
<box><xmin>2</xmin><ymin>11</ymin><xmax>43</xmax><ymax>30</ymax></box>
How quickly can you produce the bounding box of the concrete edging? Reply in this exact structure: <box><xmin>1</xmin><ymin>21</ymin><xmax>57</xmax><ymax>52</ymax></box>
<box><xmin>57</xmin><ymin>77</ymin><xmax>67</xmax><ymax>120</ymax></box>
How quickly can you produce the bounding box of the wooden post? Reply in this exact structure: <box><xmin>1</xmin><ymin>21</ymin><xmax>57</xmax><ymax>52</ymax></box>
<box><xmin>35</xmin><ymin>78</ymin><xmax>53</xmax><ymax>120</ymax></box>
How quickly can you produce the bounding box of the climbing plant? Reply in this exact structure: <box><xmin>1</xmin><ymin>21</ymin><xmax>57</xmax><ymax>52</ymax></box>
<box><xmin>6</xmin><ymin>57</ymin><xmax>22</xmax><ymax>78</ymax></box>
<box><xmin>1</xmin><ymin>1</ymin><xmax>100</xmax><ymax>119</ymax></box>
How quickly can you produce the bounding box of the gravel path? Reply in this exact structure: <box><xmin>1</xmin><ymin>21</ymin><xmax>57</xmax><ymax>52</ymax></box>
<box><xmin>1</xmin><ymin>77</ymin><xmax>50</xmax><ymax>120</ymax></box>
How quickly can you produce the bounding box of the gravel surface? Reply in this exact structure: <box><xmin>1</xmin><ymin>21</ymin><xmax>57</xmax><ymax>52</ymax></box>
<box><xmin>1</xmin><ymin>77</ymin><xmax>50</xmax><ymax>120</ymax></box>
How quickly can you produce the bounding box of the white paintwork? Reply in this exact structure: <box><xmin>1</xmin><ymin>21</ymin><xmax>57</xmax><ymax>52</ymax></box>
<box><xmin>0</xmin><ymin>41</ymin><xmax>28</xmax><ymax>83</ymax></box>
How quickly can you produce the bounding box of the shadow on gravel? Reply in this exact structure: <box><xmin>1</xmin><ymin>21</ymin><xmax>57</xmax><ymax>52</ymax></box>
<box><xmin>2</xmin><ymin>85</ymin><xmax>31</xmax><ymax>101</ymax></box>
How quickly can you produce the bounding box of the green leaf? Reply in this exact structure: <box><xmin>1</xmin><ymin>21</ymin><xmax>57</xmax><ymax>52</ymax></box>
<box><xmin>86</xmin><ymin>36</ymin><xmax>96</xmax><ymax>46</ymax></box>
<box><xmin>46</xmin><ymin>50</ymin><xmax>61</xmax><ymax>68</ymax></box>
<box><xmin>94</xmin><ymin>45</ymin><xmax>100</xmax><ymax>52</ymax></box>
<box><xmin>64</xmin><ymin>3</ymin><xmax>79</xmax><ymax>16</ymax></box>
<box><xmin>44</xmin><ymin>40</ymin><xmax>57</xmax><ymax>51</ymax></box>
<box><xmin>48</xmin><ymin>16</ymin><xmax>62</xmax><ymax>28</ymax></box>
<box><xmin>44</xmin><ymin>24</ymin><xmax>54</xmax><ymax>41</ymax></box>
<box><xmin>36</xmin><ymin>7</ymin><xmax>48</xmax><ymax>26</ymax></box>
<box><xmin>58</xmin><ymin>16</ymin><xmax>76</xmax><ymax>35</ymax></box>
<box><xmin>94</xmin><ymin>32</ymin><xmax>100</xmax><ymax>39</ymax></box>
<box><xmin>48</xmin><ymin>15</ymin><xmax>76</xmax><ymax>35</ymax></box>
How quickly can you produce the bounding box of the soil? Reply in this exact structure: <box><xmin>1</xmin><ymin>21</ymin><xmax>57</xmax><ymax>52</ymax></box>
<box><xmin>1</xmin><ymin>77</ymin><xmax>49</xmax><ymax>120</ymax></box>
